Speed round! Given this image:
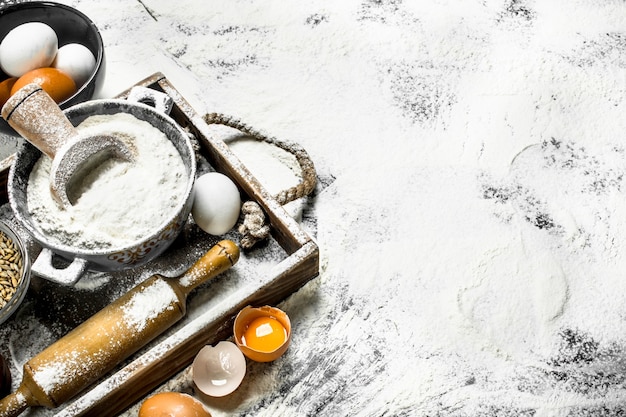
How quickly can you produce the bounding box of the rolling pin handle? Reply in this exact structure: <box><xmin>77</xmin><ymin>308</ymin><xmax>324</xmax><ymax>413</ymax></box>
<box><xmin>176</xmin><ymin>240</ymin><xmax>240</xmax><ymax>294</ymax></box>
<box><xmin>0</xmin><ymin>384</ymin><xmax>36</xmax><ymax>417</ymax></box>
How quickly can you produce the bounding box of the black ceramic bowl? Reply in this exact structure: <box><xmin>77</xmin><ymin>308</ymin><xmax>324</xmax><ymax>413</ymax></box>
<box><xmin>0</xmin><ymin>1</ymin><xmax>105</xmax><ymax>131</ymax></box>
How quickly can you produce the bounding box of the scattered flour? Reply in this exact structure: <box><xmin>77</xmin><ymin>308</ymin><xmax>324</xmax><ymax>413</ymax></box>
<box><xmin>32</xmin><ymin>355</ymin><xmax>73</xmax><ymax>394</ymax></box>
<box><xmin>4</xmin><ymin>0</ymin><xmax>626</xmax><ymax>416</ymax></box>
<box><xmin>121</xmin><ymin>278</ymin><xmax>178</xmax><ymax>333</ymax></box>
<box><xmin>26</xmin><ymin>113</ymin><xmax>188</xmax><ymax>250</ymax></box>
<box><xmin>103</xmin><ymin>1</ymin><xmax>626</xmax><ymax>416</ymax></box>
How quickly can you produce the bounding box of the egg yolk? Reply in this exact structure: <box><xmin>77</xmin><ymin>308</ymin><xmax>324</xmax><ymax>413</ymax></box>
<box><xmin>11</xmin><ymin>67</ymin><xmax>76</xmax><ymax>103</ymax></box>
<box><xmin>242</xmin><ymin>316</ymin><xmax>287</xmax><ymax>352</ymax></box>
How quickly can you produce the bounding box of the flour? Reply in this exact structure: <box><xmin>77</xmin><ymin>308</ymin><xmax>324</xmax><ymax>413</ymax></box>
<box><xmin>26</xmin><ymin>112</ymin><xmax>188</xmax><ymax>250</ymax></box>
<box><xmin>32</xmin><ymin>353</ymin><xmax>75</xmax><ymax>394</ymax></box>
<box><xmin>102</xmin><ymin>2</ymin><xmax>626</xmax><ymax>416</ymax></box>
<box><xmin>121</xmin><ymin>278</ymin><xmax>178</xmax><ymax>333</ymax></box>
<box><xmin>3</xmin><ymin>0</ymin><xmax>626</xmax><ymax>416</ymax></box>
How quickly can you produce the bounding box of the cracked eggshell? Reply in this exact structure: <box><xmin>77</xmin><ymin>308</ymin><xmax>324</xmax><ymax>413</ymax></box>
<box><xmin>234</xmin><ymin>305</ymin><xmax>292</xmax><ymax>363</ymax></box>
<box><xmin>192</xmin><ymin>341</ymin><xmax>246</xmax><ymax>397</ymax></box>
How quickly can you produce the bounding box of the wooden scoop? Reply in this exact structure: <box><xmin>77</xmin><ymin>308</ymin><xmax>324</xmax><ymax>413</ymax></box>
<box><xmin>0</xmin><ymin>239</ymin><xmax>240</xmax><ymax>417</ymax></box>
<box><xmin>1</xmin><ymin>83</ymin><xmax>135</xmax><ymax>208</ymax></box>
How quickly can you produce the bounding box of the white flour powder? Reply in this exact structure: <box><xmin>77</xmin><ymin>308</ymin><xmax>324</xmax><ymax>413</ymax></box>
<box><xmin>4</xmin><ymin>0</ymin><xmax>626</xmax><ymax>416</ymax></box>
<box><xmin>97</xmin><ymin>1</ymin><xmax>626</xmax><ymax>416</ymax></box>
<box><xmin>121</xmin><ymin>278</ymin><xmax>178</xmax><ymax>333</ymax></box>
<box><xmin>27</xmin><ymin>112</ymin><xmax>188</xmax><ymax>250</ymax></box>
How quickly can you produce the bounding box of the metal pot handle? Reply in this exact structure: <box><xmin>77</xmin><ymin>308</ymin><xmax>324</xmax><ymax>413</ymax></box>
<box><xmin>31</xmin><ymin>248</ymin><xmax>89</xmax><ymax>286</ymax></box>
<box><xmin>126</xmin><ymin>86</ymin><xmax>173</xmax><ymax>115</ymax></box>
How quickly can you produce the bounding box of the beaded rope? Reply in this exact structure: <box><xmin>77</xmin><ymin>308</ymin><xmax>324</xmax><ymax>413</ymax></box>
<box><xmin>203</xmin><ymin>113</ymin><xmax>317</xmax><ymax>249</ymax></box>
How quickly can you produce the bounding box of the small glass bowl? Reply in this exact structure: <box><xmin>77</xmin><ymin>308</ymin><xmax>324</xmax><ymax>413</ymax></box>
<box><xmin>0</xmin><ymin>220</ymin><xmax>30</xmax><ymax>325</ymax></box>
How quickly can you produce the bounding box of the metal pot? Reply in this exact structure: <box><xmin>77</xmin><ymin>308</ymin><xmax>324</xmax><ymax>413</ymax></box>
<box><xmin>7</xmin><ymin>87</ymin><xmax>196</xmax><ymax>286</ymax></box>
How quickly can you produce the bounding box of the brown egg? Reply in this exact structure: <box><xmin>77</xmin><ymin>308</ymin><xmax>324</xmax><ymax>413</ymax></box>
<box><xmin>0</xmin><ymin>77</ymin><xmax>17</xmax><ymax>108</ymax></box>
<box><xmin>233</xmin><ymin>305</ymin><xmax>292</xmax><ymax>362</ymax></box>
<box><xmin>11</xmin><ymin>67</ymin><xmax>76</xmax><ymax>103</ymax></box>
<box><xmin>138</xmin><ymin>392</ymin><xmax>211</xmax><ymax>417</ymax></box>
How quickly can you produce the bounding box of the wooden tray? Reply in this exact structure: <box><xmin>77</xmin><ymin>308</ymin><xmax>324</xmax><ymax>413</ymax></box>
<box><xmin>0</xmin><ymin>73</ymin><xmax>319</xmax><ymax>416</ymax></box>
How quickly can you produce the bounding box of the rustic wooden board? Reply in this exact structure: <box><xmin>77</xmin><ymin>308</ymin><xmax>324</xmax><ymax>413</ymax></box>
<box><xmin>0</xmin><ymin>73</ymin><xmax>319</xmax><ymax>416</ymax></box>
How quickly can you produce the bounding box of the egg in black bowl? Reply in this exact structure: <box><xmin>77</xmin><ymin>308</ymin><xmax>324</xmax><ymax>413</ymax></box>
<box><xmin>0</xmin><ymin>1</ymin><xmax>106</xmax><ymax>134</ymax></box>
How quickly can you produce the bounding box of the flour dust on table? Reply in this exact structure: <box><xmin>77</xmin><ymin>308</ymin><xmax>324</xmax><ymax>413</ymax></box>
<box><xmin>12</xmin><ymin>0</ymin><xmax>626</xmax><ymax>415</ymax></box>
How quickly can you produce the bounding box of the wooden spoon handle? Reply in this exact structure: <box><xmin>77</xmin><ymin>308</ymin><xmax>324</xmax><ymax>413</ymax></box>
<box><xmin>1</xmin><ymin>83</ymin><xmax>77</xmax><ymax>158</ymax></box>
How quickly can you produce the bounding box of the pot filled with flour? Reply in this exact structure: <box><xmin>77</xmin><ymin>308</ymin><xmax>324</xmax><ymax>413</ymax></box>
<box><xmin>7</xmin><ymin>87</ymin><xmax>196</xmax><ymax>286</ymax></box>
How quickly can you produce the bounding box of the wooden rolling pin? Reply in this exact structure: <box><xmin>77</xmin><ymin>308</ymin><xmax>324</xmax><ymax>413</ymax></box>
<box><xmin>0</xmin><ymin>239</ymin><xmax>239</xmax><ymax>417</ymax></box>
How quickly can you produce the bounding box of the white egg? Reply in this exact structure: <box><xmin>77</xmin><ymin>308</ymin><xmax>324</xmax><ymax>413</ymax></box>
<box><xmin>52</xmin><ymin>43</ymin><xmax>96</xmax><ymax>87</ymax></box>
<box><xmin>0</xmin><ymin>22</ymin><xmax>58</xmax><ymax>77</ymax></box>
<box><xmin>192</xmin><ymin>341</ymin><xmax>247</xmax><ymax>397</ymax></box>
<box><xmin>191</xmin><ymin>172</ymin><xmax>241</xmax><ymax>235</ymax></box>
